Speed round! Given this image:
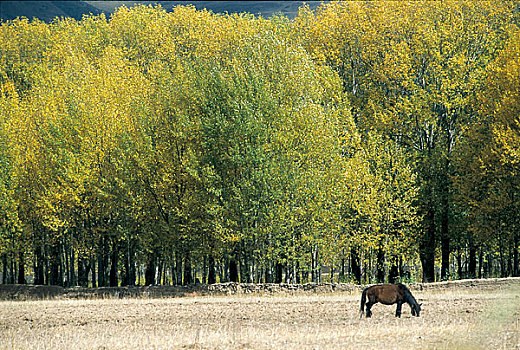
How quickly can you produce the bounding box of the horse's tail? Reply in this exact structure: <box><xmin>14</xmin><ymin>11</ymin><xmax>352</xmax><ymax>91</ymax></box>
<box><xmin>360</xmin><ymin>287</ymin><xmax>368</xmax><ymax>317</ymax></box>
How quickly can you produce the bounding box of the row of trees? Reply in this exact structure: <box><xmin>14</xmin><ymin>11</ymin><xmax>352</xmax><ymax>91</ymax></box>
<box><xmin>0</xmin><ymin>2</ymin><xmax>519</xmax><ymax>287</ymax></box>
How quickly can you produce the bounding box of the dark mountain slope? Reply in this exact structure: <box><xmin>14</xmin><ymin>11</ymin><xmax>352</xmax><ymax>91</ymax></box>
<box><xmin>1</xmin><ymin>1</ymin><xmax>102</xmax><ymax>22</ymax></box>
<box><xmin>1</xmin><ymin>1</ymin><xmax>323</xmax><ymax>22</ymax></box>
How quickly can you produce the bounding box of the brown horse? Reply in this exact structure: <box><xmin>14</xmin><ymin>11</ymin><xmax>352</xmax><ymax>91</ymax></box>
<box><xmin>360</xmin><ymin>283</ymin><xmax>421</xmax><ymax>318</ymax></box>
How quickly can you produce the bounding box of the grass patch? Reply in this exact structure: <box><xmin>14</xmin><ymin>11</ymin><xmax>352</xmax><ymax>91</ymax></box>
<box><xmin>0</xmin><ymin>286</ymin><xmax>519</xmax><ymax>349</ymax></box>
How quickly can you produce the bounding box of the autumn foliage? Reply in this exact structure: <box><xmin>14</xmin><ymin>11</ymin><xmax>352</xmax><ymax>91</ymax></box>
<box><xmin>0</xmin><ymin>2</ymin><xmax>519</xmax><ymax>286</ymax></box>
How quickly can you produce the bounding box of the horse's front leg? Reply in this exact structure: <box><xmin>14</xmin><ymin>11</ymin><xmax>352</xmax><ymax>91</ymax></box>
<box><xmin>395</xmin><ymin>302</ymin><xmax>403</xmax><ymax>318</ymax></box>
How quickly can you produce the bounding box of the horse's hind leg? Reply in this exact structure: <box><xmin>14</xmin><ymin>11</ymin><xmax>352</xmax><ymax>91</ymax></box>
<box><xmin>366</xmin><ymin>302</ymin><xmax>374</xmax><ymax>318</ymax></box>
<box><xmin>395</xmin><ymin>302</ymin><xmax>403</xmax><ymax>318</ymax></box>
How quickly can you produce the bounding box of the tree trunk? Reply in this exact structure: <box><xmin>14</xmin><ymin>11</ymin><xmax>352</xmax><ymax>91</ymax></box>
<box><xmin>478</xmin><ymin>248</ymin><xmax>483</xmax><ymax>279</ymax></box>
<box><xmin>483</xmin><ymin>251</ymin><xmax>488</xmax><ymax>278</ymax></box>
<box><xmin>240</xmin><ymin>242</ymin><xmax>251</xmax><ymax>283</ymax></box>
<box><xmin>296</xmin><ymin>261</ymin><xmax>301</xmax><ymax>284</ymax></box>
<box><xmin>265</xmin><ymin>263</ymin><xmax>272</xmax><ymax>283</ymax></box>
<box><xmin>440</xmin><ymin>236</ymin><xmax>450</xmax><ymax>280</ymax></box>
<box><xmin>98</xmin><ymin>236</ymin><xmax>108</xmax><ymax>287</ymax></box>
<box><xmin>157</xmin><ymin>259</ymin><xmax>163</xmax><ymax>285</ymax></box>
<box><xmin>221</xmin><ymin>260</ymin><xmax>228</xmax><ymax>282</ymax></box>
<box><xmin>145</xmin><ymin>252</ymin><xmax>156</xmax><ymax>286</ymax></box>
<box><xmin>513</xmin><ymin>235</ymin><xmax>519</xmax><ymax>277</ymax></box>
<box><xmin>78</xmin><ymin>258</ymin><xmax>88</xmax><ymax>287</ymax></box>
<box><xmin>340</xmin><ymin>255</ymin><xmax>346</xmax><ymax>283</ymax></box>
<box><xmin>457</xmin><ymin>252</ymin><xmax>463</xmax><ymax>279</ymax></box>
<box><xmin>366</xmin><ymin>252</ymin><xmax>372</xmax><ymax>284</ymax></box>
<box><xmin>50</xmin><ymin>242</ymin><xmax>62</xmax><ymax>286</ymax></box>
<box><xmin>91</xmin><ymin>256</ymin><xmax>97</xmax><ymax>288</ymax></box>
<box><xmin>207</xmin><ymin>255</ymin><xmax>216</xmax><ymax>284</ymax></box>
<box><xmin>1</xmin><ymin>254</ymin><xmax>6</xmax><ymax>284</ymax></box>
<box><xmin>468</xmin><ymin>243</ymin><xmax>477</xmax><ymax>278</ymax></box>
<box><xmin>376</xmin><ymin>245</ymin><xmax>385</xmax><ymax>283</ymax></box>
<box><xmin>109</xmin><ymin>243</ymin><xmax>118</xmax><ymax>287</ymax></box>
<box><xmin>171</xmin><ymin>264</ymin><xmax>177</xmax><ymax>286</ymax></box>
<box><xmin>122</xmin><ymin>240</ymin><xmax>136</xmax><ymax>286</ymax></box>
<box><xmin>500</xmin><ymin>244</ymin><xmax>507</xmax><ymax>277</ymax></box>
<box><xmin>129</xmin><ymin>243</ymin><xmax>136</xmax><ymax>286</ymax></box>
<box><xmin>388</xmin><ymin>255</ymin><xmax>399</xmax><ymax>284</ymax></box>
<box><xmin>440</xmin><ymin>189</ymin><xmax>450</xmax><ymax>281</ymax></box>
<box><xmin>17</xmin><ymin>251</ymin><xmax>25</xmax><ymax>284</ymax></box>
<box><xmin>97</xmin><ymin>252</ymin><xmax>104</xmax><ymax>287</ymax></box>
<box><xmin>228</xmin><ymin>257</ymin><xmax>239</xmax><ymax>283</ymax></box>
<box><xmin>184</xmin><ymin>253</ymin><xmax>193</xmax><ymax>285</ymax></box>
<box><xmin>508</xmin><ymin>243</ymin><xmax>513</xmax><ymax>277</ymax></box>
<box><xmin>9</xmin><ymin>257</ymin><xmax>15</xmax><ymax>284</ymax></box>
<box><xmin>311</xmin><ymin>249</ymin><xmax>317</xmax><ymax>283</ymax></box>
<box><xmin>351</xmin><ymin>247</ymin><xmax>361</xmax><ymax>284</ymax></box>
<box><xmin>34</xmin><ymin>246</ymin><xmax>45</xmax><ymax>285</ymax></box>
<box><xmin>175</xmin><ymin>251</ymin><xmax>183</xmax><ymax>285</ymax></box>
<box><xmin>274</xmin><ymin>262</ymin><xmax>283</xmax><ymax>283</ymax></box>
<box><xmin>420</xmin><ymin>206</ymin><xmax>436</xmax><ymax>282</ymax></box>
<box><xmin>484</xmin><ymin>251</ymin><xmax>492</xmax><ymax>278</ymax></box>
<box><xmin>70</xmin><ymin>243</ymin><xmax>76</xmax><ymax>286</ymax></box>
<box><xmin>63</xmin><ymin>238</ymin><xmax>70</xmax><ymax>287</ymax></box>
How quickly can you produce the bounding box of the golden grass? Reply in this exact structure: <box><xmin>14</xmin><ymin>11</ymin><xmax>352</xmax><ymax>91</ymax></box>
<box><xmin>1</xmin><ymin>286</ymin><xmax>519</xmax><ymax>349</ymax></box>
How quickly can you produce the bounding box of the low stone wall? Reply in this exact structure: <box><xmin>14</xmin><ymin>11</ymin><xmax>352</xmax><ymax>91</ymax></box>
<box><xmin>207</xmin><ymin>282</ymin><xmax>363</xmax><ymax>295</ymax></box>
<box><xmin>409</xmin><ymin>276</ymin><xmax>520</xmax><ymax>292</ymax></box>
<box><xmin>0</xmin><ymin>284</ymin><xmax>65</xmax><ymax>300</ymax></box>
<box><xmin>1</xmin><ymin>277</ymin><xmax>519</xmax><ymax>301</ymax></box>
<box><xmin>62</xmin><ymin>282</ymin><xmax>364</xmax><ymax>299</ymax></box>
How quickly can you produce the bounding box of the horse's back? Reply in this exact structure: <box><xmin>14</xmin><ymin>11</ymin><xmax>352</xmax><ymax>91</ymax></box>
<box><xmin>367</xmin><ymin>284</ymin><xmax>404</xmax><ymax>305</ymax></box>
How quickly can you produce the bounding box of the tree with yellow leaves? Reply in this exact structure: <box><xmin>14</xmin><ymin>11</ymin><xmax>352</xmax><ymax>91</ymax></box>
<box><xmin>455</xmin><ymin>29</ymin><xmax>520</xmax><ymax>277</ymax></box>
<box><xmin>294</xmin><ymin>0</ymin><xmax>516</xmax><ymax>282</ymax></box>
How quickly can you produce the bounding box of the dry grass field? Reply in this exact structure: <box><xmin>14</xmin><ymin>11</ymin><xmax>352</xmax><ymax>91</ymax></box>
<box><xmin>1</xmin><ymin>284</ymin><xmax>519</xmax><ymax>349</ymax></box>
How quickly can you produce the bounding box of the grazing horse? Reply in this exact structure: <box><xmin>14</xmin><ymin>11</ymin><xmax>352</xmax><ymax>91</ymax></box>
<box><xmin>360</xmin><ymin>283</ymin><xmax>421</xmax><ymax>318</ymax></box>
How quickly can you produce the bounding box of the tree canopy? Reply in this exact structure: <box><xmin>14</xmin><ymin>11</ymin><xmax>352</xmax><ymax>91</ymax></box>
<box><xmin>1</xmin><ymin>2</ymin><xmax>519</xmax><ymax>286</ymax></box>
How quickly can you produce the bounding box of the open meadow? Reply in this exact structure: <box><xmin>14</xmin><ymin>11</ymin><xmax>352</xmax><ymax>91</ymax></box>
<box><xmin>1</xmin><ymin>283</ymin><xmax>519</xmax><ymax>350</ymax></box>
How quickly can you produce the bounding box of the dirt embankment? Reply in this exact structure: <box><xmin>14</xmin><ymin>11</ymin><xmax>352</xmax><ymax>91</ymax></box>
<box><xmin>1</xmin><ymin>277</ymin><xmax>519</xmax><ymax>301</ymax></box>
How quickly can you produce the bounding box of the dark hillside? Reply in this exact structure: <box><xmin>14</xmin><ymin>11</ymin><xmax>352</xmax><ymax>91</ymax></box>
<box><xmin>0</xmin><ymin>1</ymin><xmax>102</xmax><ymax>22</ymax></box>
<box><xmin>1</xmin><ymin>1</ymin><xmax>324</xmax><ymax>22</ymax></box>
<box><xmin>88</xmin><ymin>1</ymin><xmax>324</xmax><ymax>18</ymax></box>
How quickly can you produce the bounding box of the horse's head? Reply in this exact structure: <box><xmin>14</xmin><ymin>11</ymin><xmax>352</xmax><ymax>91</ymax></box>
<box><xmin>411</xmin><ymin>303</ymin><xmax>422</xmax><ymax>317</ymax></box>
